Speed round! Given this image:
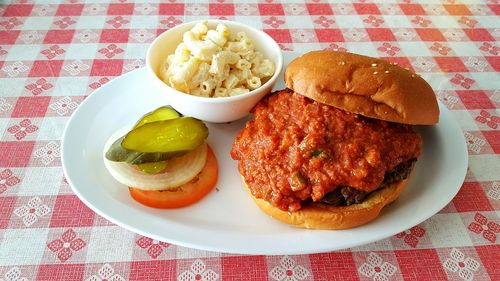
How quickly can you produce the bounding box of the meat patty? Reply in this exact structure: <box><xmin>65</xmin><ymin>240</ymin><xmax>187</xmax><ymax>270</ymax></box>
<box><xmin>317</xmin><ymin>158</ymin><xmax>416</xmax><ymax>206</ymax></box>
<box><xmin>231</xmin><ymin>89</ymin><xmax>422</xmax><ymax>212</ymax></box>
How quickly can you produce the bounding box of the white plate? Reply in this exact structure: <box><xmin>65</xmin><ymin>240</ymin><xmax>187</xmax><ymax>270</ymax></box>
<box><xmin>62</xmin><ymin>53</ymin><xmax>468</xmax><ymax>255</ymax></box>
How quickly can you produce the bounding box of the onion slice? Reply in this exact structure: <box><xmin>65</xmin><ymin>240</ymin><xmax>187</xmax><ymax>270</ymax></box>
<box><xmin>103</xmin><ymin>129</ymin><xmax>207</xmax><ymax>190</ymax></box>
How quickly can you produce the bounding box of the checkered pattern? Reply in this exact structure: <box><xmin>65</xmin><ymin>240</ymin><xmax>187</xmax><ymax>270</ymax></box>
<box><xmin>0</xmin><ymin>0</ymin><xmax>499</xmax><ymax>280</ymax></box>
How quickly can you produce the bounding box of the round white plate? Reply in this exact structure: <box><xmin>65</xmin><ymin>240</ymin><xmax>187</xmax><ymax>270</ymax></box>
<box><xmin>62</xmin><ymin>53</ymin><xmax>468</xmax><ymax>255</ymax></box>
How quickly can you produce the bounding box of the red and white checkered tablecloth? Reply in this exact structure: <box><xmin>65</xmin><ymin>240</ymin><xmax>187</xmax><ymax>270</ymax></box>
<box><xmin>0</xmin><ymin>0</ymin><xmax>499</xmax><ymax>280</ymax></box>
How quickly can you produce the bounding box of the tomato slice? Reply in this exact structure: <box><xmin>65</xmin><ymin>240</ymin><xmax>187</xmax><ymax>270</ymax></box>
<box><xmin>128</xmin><ymin>145</ymin><xmax>218</xmax><ymax>208</ymax></box>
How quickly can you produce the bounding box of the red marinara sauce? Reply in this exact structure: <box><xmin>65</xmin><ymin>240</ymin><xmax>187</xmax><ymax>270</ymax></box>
<box><xmin>231</xmin><ymin>89</ymin><xmax>422</xmax><ymax>212</ymax></box>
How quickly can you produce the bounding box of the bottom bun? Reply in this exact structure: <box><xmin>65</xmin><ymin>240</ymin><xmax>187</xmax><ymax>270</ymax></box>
<box><xmin>242</xmin><ymin>172</ymin><xmax>412</xmax><ymax>230</ymax></box>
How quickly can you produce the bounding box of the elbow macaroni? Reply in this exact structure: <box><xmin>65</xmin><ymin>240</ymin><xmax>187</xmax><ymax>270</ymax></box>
<box><xmin>160</xmin><ymin>21</ymin><xmax>275</xmax><ymax>97</ymax></box>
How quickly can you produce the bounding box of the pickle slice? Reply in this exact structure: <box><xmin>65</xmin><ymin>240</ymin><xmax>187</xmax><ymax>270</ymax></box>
<box><xmin>105</xmin><ymin>136</ymin><xmax>187</xmax><ymax>164</ymax></box>
<box><xmin>133</xmin><ymin>106</ymin><xmax>181</xmax><ymax>129</ymax></box>
<box><xmin>137</xmin><ymin>161</ymin><xmax>168</xmax><ymax>174</ymax></box>
<box><xmin>122</xmin><ymin>117</ymin><xmax>209</xmax><ymax>153</ymax></box>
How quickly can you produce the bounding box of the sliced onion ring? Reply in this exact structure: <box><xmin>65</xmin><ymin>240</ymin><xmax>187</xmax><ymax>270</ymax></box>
<box><xmin>103</xmin><ymin>129</ymin><xmax>207</xmax><ymax>191</ymax></box>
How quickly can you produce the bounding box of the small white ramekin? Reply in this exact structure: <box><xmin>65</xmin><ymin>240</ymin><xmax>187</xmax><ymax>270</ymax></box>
<box><xmin>146</xmin><ymin>20</ymin><xmax>283</xmax><ymax>123</ymax></box>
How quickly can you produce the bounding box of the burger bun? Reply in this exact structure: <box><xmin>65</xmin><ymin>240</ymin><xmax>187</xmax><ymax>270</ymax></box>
<box><xmin>242</xmin><ymin>170</ymin><xmax>412</xmax><ymax>230</ymax></box>
<box><xmin>285</xmin><ymin>50</ymin><xmax>439</xmax><ymax>125</ymax></box>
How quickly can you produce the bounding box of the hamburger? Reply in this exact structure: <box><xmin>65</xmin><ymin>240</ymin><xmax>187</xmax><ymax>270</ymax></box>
<box><xmin>230</xmin><ymin>50</ymin><xmax>439</xmax><ymax>230</ymax></box>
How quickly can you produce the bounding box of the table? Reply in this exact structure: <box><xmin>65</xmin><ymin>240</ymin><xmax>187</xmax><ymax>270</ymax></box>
<box><xmin>0</xmin><ymin>1</ymin><xmax>499</xmax><ymax>280</ymax></box>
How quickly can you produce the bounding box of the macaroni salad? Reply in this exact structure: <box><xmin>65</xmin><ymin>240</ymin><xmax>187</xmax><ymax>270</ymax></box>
<box><xmin>160</xmin><ymin>21</ymin><xmax>275</xmax><ymax>97</ymax></box>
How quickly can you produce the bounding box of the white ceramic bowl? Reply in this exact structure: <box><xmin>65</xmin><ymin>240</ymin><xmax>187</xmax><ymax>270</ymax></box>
<box><xmin>146</xmin><ymin>20</ymin><xmax>283</xmax><ymax>123</ymax></box>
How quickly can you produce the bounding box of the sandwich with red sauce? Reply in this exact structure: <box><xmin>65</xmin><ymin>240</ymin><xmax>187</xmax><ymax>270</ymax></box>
<box><xmin>230</xmin><ymin>50</ymin><xmax>439</xmax><ymax>229</ymax></box>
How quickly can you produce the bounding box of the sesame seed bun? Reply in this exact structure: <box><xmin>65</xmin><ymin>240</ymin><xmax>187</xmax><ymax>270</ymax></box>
<box><xmin>284</xmin><ymin>50</ymin><xmax>439</xmax><ymax>125</ymax></box>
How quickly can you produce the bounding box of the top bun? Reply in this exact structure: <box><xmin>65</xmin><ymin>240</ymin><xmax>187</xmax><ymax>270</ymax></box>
<box><xmin>285</xmin><ymin>50</ymin><xmax>439</xmax><ymax>125</ymax></box>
